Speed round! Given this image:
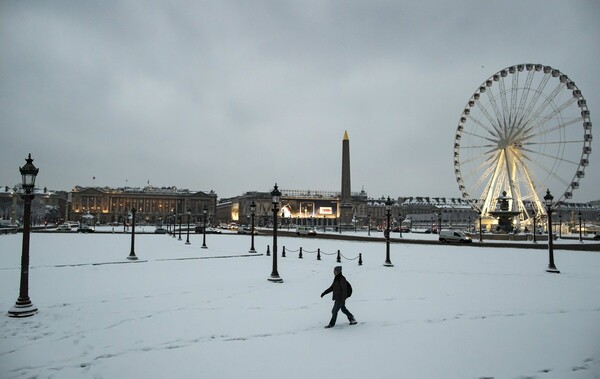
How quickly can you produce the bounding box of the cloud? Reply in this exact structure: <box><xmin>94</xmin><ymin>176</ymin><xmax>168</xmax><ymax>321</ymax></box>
<box><xmin>1</xmin><ymin>0</ymin><xmax>598</xmax><ymax>202</ymax></box>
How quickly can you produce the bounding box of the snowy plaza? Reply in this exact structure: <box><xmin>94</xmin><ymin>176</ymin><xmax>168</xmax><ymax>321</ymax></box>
<box><xmin>1</xmin><ymin>230</ymin><xmax>599</xmax><ymax>379</ymax></box>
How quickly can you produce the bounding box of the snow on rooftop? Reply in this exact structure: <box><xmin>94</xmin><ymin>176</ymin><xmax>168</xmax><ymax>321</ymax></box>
<box><xmin>1</xmin><ymin>231</ymin><xmax>599</xmax><ymax>378</ymax></box>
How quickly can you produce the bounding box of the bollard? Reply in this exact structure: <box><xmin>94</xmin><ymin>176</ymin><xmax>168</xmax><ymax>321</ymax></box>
<box><xmin>336</xmin><ymin>250</ymin><xmax>341</xmax><ymax>263</ymax></box>
<box><xmin>299</xmin><ymin>247</ymin><xmax>303</xmax><ymax>259</ymax></box>
<box><xmin>266</xmin><ymin>245</ymin><xmax>271</xmax><ymax>256</ymax></box>
<box><xmin>282</xmin><ymin>246</ymin><xmax>286</xmax><ymax>258</ymax></box>
<box><xmin>358</xmin><ymin>253</ymin><xmax>363</xmax><ymax>266</ymax></box>
<box><xmin>317</xmin><ymin>248</ymin><xmax>321</xmax><ymax>261</ymax></box>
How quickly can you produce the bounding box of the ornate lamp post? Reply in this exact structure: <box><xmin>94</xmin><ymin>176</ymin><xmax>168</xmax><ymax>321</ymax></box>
<box><xmin>437</xmin><ymin>212</ymin><xmax>442</xmax><ymax>235</ymax></box>
<box><xmin>531</xmin><ymin>208</ymin><xmax>537</xmax><ymax>243</ymax></box>
<box><xmin>268</xmin><ymin>184</ymin><xmax>283</xmax><ymax>282</ymax></box>
<box><xmin>384</xmin><ymin>196</ymin><xmax>393</xmax><ymax>267</ymax></box>
<box><xmin>398</xmin><ymin>213</ymin><xmax>403</xmax><ymax>238</ymax></box>
<box><xmin>558</xmin><ymin>213</ymin><xmax>562</xmax><ymax>239</ymax></box>
<box><xmin>171</xmin><ymin>213</ymin><xmax>176</xmax><ymax>238</ymax></box>
<box><xmin>200</xmin><ymin>206</ymin><xmax>208</xmax><ymax>249</ymax></box>
<box><xmin>544</xmin><ymin>190</ymin><xmax>560</xmax><ymax>274</ymax></box>
<box><xmin>127</xmin><ymin>208</ymin><xmax>139</xmax><ymax>260</ymax></box>
<box><xmin>478</xmin><ymin>211</ymin><xmax>483</xmax><ymax>242</ymax></box>
<box><xmin>9</xmin><ymin>154</ymin><xmax>39</xmax><ymax>318</ymax></box>
<box><xmin>185</xmin><ymin>208</ymin><xmax>191</xmax><ymax>245</ymax></box>
<box><xmin>578</xmin><ymin>211</ymin><xmax>583</xmax><ymax>242</ymax></box>
<box><xmin>177</xmin><ymin>213</ymin><xmax>182</xmax><ymax>240</ymax></box>
<box><xmin>249</xmin><ymin>201</ymin><xmax>257</xmax><ymax>253</ymax></box>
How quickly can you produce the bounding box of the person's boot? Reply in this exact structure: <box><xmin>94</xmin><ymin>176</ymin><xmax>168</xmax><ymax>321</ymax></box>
<box><xmin>349</xmin><ymin>318</ymin><xmax>357</xmax><ymax>325</ymax></box>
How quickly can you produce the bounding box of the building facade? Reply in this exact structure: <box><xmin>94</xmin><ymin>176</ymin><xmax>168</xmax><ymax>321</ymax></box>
<box><xmin>397</xmin><ymin>196</ymin><xmax>478</xmax><ymax>230</ymax></box>
<box><xmin>69</xmin><ymin>186</ymin><xmax>217</xmax><ymax>225</ymax></box>
<box><xmin>216</xmin><ymin>188</ymin><xmax>369</xmax><ymax>228</ymax></box>
<box><xmin>1</xmin><ymin>186</ymin><xmax>68</xmax><ymax>225</ymax></box>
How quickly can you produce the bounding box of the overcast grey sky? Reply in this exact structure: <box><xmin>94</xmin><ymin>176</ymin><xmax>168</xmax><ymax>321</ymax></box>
<box><xmin>1</xmin><ymin>0</ymin><xmax>599</xmax><ymax>201</ymax></box>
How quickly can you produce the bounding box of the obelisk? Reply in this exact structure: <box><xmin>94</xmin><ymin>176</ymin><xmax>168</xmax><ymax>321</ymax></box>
<box><xmin>340</xmin><ymin>130</ymin><xmax>353</xmax><ymax>228</ymax></box>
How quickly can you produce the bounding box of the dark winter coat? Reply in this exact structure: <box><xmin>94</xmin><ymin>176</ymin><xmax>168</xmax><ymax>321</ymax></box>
<box><xmin>321</xmin><ymin>273</ymin><xmax>349</xmax><ymax>301</ymax></box>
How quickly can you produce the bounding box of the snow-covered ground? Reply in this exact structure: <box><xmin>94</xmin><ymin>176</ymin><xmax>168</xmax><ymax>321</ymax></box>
<box><xmin>1</xmin><ymin>232</ymin><xmax>599</xmax><ymax>379</ymax></box>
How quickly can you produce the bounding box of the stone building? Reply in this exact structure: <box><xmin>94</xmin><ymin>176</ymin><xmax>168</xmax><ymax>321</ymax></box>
<box><xmin>0</xmin><ymin>186</ymin><xmax>68</xmax><ymax>225</ymax></box>
<box><xmin>69</xmin><ymin>186</ymin><xmax>217</xmax><ymax>225</ymax></box>
<box><xmin>216</xmin><ymin>188</ymin><xmax>369</xmax><ymax>228</ymax></box>
<box><xmin>397</xmin><ymin>196</ymin><xmax>478</xmax><ymax>230</ymax></box>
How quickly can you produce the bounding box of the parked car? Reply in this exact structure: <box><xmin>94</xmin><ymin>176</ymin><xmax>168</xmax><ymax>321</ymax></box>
<box><xmin>154</xmin><ymin>227</ymin><xmax>167</xmax><ymax>234</ymax></box>
<box><xmin>0</xmin><ymin>224</ymin><xmax>18</xmax><ymax>234</ymax></box>
<box><xmin>439</xmin><ymin>230</ymin><xmax>472</xmax><ymax>243</ymax></box>
<box><xmin>237</xmin><ymin>225</ymin><xmax>257</xmax><ymax>235</ymax></box>
<box><xmin>77</xmin><ymin>225</ymin><xmax>94</xmax><ymax>233</ymax></box>
<box><xmin>296</xmin><ymin>226</ymin><xmax>317</xmax><ymax>236</ymax></box>
<box><xmin>594</xmin><ymin>233</ymin><xmax>600</xmax><ymax>240</ymax></box>
<box><xmin>67</xmin><ymin>221</ymin><xmax>80</xmax><ymax>228</ymax></box>
<box><xmin>195</xmin><ymin>225</ymin><xmax>222</xmax><ymax>234</ymax></box>
<box><xmin>56</xmin><ymin>223</ymin><xmax>72</xmax><ymax>232</ymax></box>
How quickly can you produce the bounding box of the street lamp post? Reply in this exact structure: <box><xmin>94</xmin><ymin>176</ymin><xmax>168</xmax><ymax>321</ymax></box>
<box><xmin>177</xmin><ymin>214</ymin><xmax>182</xmax><ymax>240</ymax></box>
<box><xmin>185</xmin><ymin>209</ymin><xmax>191</xmax><ymax>245</ymax></box>
<box><xmin>558</xmin><ymin>213</ymin><xmax>562</xmax><ymax>239</ymax></box>
<box><xmin>578</xmin><ymin>211</ymin><xmax>583</xmax><ymax>242</ymax></box>
<box><xmin>127</xmin><ymin>208</ymin><xmax>139</xmax><ymax>260</ymax></box>
<box><xmin>249</xmin><ymin>201</ymin><xmax>257</xmax><ymax>253</ymax></box>
<box><xmin>172</xmin><ymin>213</ymin><xmax>176</xmax><ymax>238</ymax></box>
<box><xmin>531</xmin><ymin>208</ymin><xmax>537</xmax><ymax>243</ymax></box>
<box><xmin>544</xmin><ymin>190</ymin><xmax>560</xmax><ymax>274</ymax></box>
<box><xmin>268</xmin><ymin>184</ymin><xmax>283</xmax><ymax>282</ymax></box>
<box><xmin>398</xmin><ymin>213</ymin><xmax>403</xmax><ymax>238</ymax></box>
<box><xmin>478</xmin><ymin>211</ymin><xmax>482</xmax><ymax>242</ymax></box>
<box><xmin>9</xmin><ymin>154</ymin><xmax>39</xmax><ymax>318</ymax></box>
<box><xmin>437</xmin><ymin>213</ymin><xmax>442</xmax><ymax>235</ymax></box>
<box><xmin>201</xmin><ymin>206</ymin><xmax>208</xmax><ymax>248</ymax></box>
<box><xmin>384</xmin><ymin>196</ymin><xmax>393</xmax><ymax>267</ymax></box>
<box><xmin>368</xmin><ymin>214</ymin><xmax>371</xmax><ymax>236</ymax></box>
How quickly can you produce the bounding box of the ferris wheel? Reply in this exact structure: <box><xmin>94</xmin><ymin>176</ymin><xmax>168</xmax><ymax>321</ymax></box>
<box><xmin>454</xmin><ymin>63</ymin><xmax>592</xmax><ymax>219</ymax></box>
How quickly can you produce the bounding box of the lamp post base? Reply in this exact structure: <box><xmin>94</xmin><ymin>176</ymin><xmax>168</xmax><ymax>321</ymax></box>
<box><xmin>268</xmin><ymin>275</ymin><xmax>283</xmax><ymax>283</ymax></box>
<box><xmin>8</xmin><ymin>302</ymin><xmax>38</xmax><ymax>318</ymax></box>
<box><xmin>383</xmin><ymin>262</ymin><xmax>394</xmax><ymax>267</ymax></box>
<box><xmin>127</xmin><ymin>255</ymin><xmax>139</xmax><ymax>261</ymax></box>
<box><xmin>249</xmin><ymin>248</ymin><xmax>257</xmax><ymax>253</ymax></box>
<box><xmin>546</xmin><ymin>267</ymin><xmax>560</xmax><ymax>274</ymax></box>
<box><xmin>201</xmin><ymin>245</ymin><xmax>208</xmax><ymax>249</ymax></box>
<box><xmin>185</xmin><ymin>241</ymin><xmax>191</xmax><ymax>245</ymax></box>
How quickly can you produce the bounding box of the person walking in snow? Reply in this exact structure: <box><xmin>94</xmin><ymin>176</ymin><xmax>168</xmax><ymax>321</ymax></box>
<box><xmin>321</xmin><ymin>266</ymin><xmax>357</xmax><ymax>328</ymax></box>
